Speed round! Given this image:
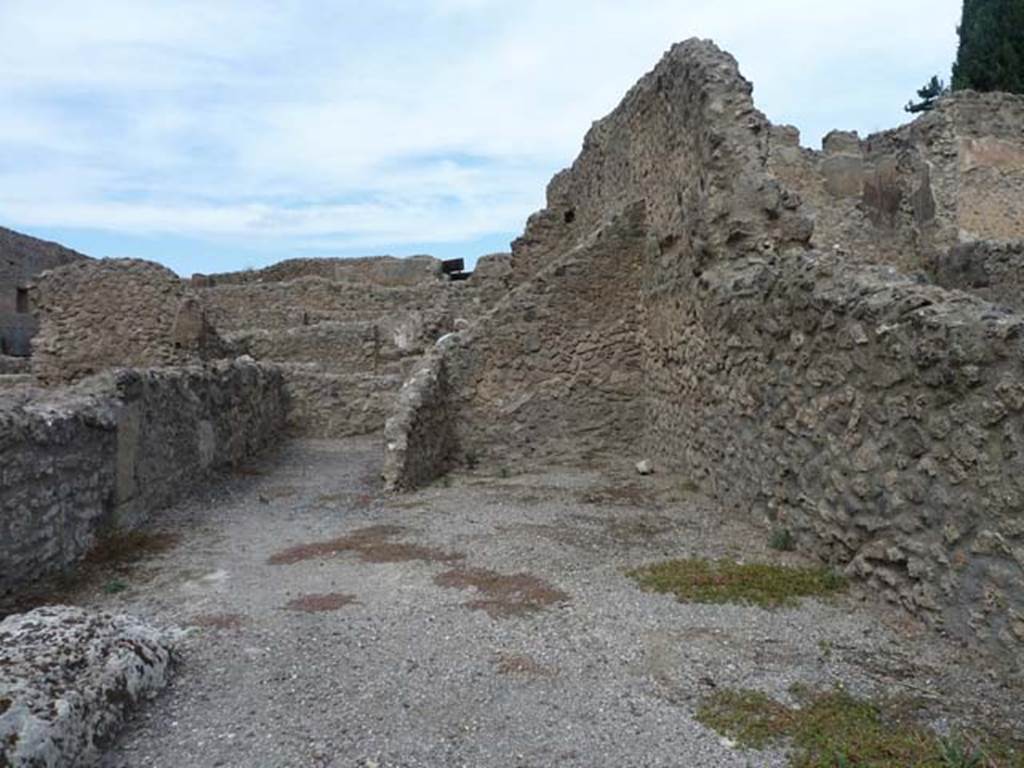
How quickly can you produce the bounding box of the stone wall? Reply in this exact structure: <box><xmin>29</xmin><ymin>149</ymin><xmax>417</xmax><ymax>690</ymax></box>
<box><xmin>31</xmin><ymin>259</ymin><xmax>223</xmax><ymax>384</ymax></box>
<box><xmin>448</xmin><ymin>203</ymin><xmax>649</xmax><ymax>464</ymax></box>
<box><xmin>200</xmin><ymin>277</ymin><xmax>455</xmax><ymax>335</ymax></box>
<box><xmin>0</xmin><ymin>227</ymin><xmax>89</xmax><ymax>357</ymax></box>
<box><xmin>510</xmin><ymin>40</ymin><xmax>812</xmax><ymax>286</ymax></box>
<box><xmin>642</xmin><ymin>249</ymin><xmax>1024</xmax><ymax>649</ymax></box>
<box><xmin>383</xmin><ymin>348</ymin><xmax>457</xmax><ymax>490</ymax></box>
<box><xmin>384</xmin><ymin>203</ymin><xmax>650</xmax><ymax>487</ymax></box>
<box><xmin>769</xmin><ymin>91</ymin><xmax>1024</xmax><ymax>275</ymax></box>
<box><xmin>932</xmin><ymin>240</ymin><xmax>1024</xmax><ymax>314</ymax></box>
<box><xmin>194</xmin><ymin>264</ymin><xmax>499</xmax><ymax>438</ymax></box>
<box><xmin>383</xmin><ymin>39</ymin><xmax>1024</xmax><ymax>655</ymax></box>
<box><xmin>0</xmin><ymin>361</ymin><xmax>286</xmax><ymax>596</ymax></box>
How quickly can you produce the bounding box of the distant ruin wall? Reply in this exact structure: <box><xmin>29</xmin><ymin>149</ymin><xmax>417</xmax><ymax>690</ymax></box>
<box><xmin>0</xmin><ymin>227</ymin><xmax>89</xmax><ymax>358</ymax></box>
<box><xmin>31</xmin><ymin>259</ymin><xmax>223</xmax><ymax>385</ymax></box>
<box><xmin>199</xmin><ymin>277</ymin><xmax>455</xmax><ymax>335</ymax></box>
<box><xmin>195</xmin><ymin>255</ymin><xmax>443</xmax><ymax>288</ymax></box>
<box><xmin>0</xmin><ymin>361</ymin><xmax>286</xmax><ymax>596</ymax></box>
<box><xmin>769</xmin><ymin>92</ymin><xmax>1024</xmax><ymax>275</ymax></box>
<box><xmin>283</xmin><ymin>367</ymin><xmax>404</xmax><ymax>438</ymax></box>
<box><xmin>932</xmin><ymin>240</ymin><xmax>1024</xmax><ymax>314</ymax></box>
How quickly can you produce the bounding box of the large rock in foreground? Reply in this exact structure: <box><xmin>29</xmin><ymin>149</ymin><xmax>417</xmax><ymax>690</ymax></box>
<box><xmin>0</xmin><ymin>606</ymin><xmax>173</xmax><ymax>767</ymax></box>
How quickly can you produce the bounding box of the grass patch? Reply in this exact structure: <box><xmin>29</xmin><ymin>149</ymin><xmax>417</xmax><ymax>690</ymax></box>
<box><xmin>696</xmin><ymin>687</ymin><xmax>1023</xmax><ymax>767</ymax></box>
<box><xmin>627</xmin><ymin>559</ymin><xmax>845</xmax><ymax>608</ymax></box>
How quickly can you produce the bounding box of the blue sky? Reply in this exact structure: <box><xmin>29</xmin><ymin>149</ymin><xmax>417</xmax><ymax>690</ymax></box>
<box><xmin>0</xmin><ymin>1</ymin><xmax>962</xmax><ymax>276</ymax></box>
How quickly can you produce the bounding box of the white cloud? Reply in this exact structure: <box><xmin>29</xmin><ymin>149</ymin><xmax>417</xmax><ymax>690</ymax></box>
<box><xmin>0</xmin><ymin>0</ymin><xmax>963</xmax><ymax>267</ymax></box>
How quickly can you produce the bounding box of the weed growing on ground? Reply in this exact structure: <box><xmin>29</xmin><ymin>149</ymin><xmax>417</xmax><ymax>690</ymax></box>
<box><xmin>103</xmin><ymin>580</ymin><xmax>128</xmax><ymax>595</ymax></box>
<box><xmin>770</xmin><ymin>527</ymin><xmax>797</xmax><ymax>552</ymax></box>
<box><xmin>627</xmin><ymin>559</ymin><xmax>845</xmax><ymax>608</ymax></box>
<box><xmin>696</xmin><ymin>686</ymin><xmax>1023</xmax><ymax>767</ymax></box>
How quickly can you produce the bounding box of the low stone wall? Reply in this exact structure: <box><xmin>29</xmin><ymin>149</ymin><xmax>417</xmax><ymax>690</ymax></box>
<box><xmin>642</xmin><ymin>249</ymin><xmax>1024</xmax><ymax>651</ymax></box>
<box><xmin>383</xmin><ymin>349</ymin><xmax>457</xmax><ymax>490</ymax></box>
<box><xmin>932</xmin><ymin>240</ymin><xmax>1024</xmax><ymax>313</ymax></box>
<box><xmin>0</xmin><ymin>361</ymin><xmax>286</xmax><ymax>596</ymax></box>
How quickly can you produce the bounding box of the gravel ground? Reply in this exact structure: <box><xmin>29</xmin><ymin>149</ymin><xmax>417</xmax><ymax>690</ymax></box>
<box><xmin>56</xmin><ymin>437</ymin><xmax>1021</xmax><ymax>767</ymax></box>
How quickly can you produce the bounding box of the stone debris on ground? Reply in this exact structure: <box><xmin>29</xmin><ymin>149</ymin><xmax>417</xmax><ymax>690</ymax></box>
<box><xmin>0</xmin><ymin>606</ymin><xmax>173</xmax><ymax>768</ymax></box>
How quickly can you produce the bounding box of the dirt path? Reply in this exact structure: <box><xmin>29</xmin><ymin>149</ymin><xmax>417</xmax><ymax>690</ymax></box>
<box><xmin>66</xmin><ymin>437</ymin><xmax>1018</xmax><ymax>767</ymax></box>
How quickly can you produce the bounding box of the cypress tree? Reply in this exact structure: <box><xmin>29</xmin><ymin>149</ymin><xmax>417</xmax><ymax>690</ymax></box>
<box><xmin>952</xmin><ymin>0</ymin><xmax>1024</xmax><ymax>93</ymax></box>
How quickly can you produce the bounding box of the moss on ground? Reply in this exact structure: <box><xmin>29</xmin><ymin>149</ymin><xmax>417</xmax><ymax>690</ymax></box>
<box><xmin>627</xmin><ymin>558</ymin><xmax>845</xmax><ymax>608</ymax></box>
<box><xmin>696</xmin><ymin>686</ymin><xmax>1024</xmax><ymax>767</ymax></box>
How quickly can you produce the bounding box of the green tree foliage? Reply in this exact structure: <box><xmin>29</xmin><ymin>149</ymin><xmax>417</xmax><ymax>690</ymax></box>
<box><xmin>905</xmin><ymin>75</ymin><xmax>949</xmax><ymax>112</ymax></box>
<box><xmin>952</xmin><ymin>0</ymin><xmax>1024</xmax><ymax>93</ymax></box>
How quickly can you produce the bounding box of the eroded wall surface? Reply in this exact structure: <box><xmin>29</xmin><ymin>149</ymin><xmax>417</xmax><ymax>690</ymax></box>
<box><xmin>448</xmin><ymin>203</ymin><xmax>649</xmax><ymax>464</ymax></box>
<box><xmin>0</xmin><ymin>361</ymin><xmax>286</xmax><ymax>596</ymax></box>
<box><xmin>646</xmin><ymin>250</ymin><xmax>1024</xmax><ymax>648</ymax></box>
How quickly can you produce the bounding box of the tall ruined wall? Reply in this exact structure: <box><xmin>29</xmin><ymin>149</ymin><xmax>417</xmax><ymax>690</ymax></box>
<box><xmin>388</xmin><ymin>37</ymin><xmax>819</xmax><ymax>484</ymax></box>
<box><xmin>0</xmin><ymin>361</ymin><xmax>286</xmax><ymax>596</ymax></box>
<box><xmin>769</xmin><ymin>91</ymin><xmax>1024</xmax><ymax>274</ymax></box>
<box><xmin>0</xmin><ymin>227</ymin><xmax>89</xmax><ymax>358</ymax></box>
<box><xmin>510</xmin><ymin>40</ymin><xmax>812</xmax><ymax>285</ymax></box>
<box><xmin>384</xmin><ymin>39</ymin><xmax>1024</xmax><ymax>655</ymax></box>
<box><xmin>31</xmin><ymin>259</ymin><xmax>222</xmax><ymax>385</ymax></box>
